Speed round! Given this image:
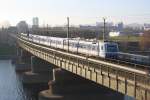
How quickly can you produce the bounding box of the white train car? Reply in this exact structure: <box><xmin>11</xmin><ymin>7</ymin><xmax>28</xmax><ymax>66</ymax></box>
<box><xmin>49</xmin><ymin>37</ymin><xmax>64</xmax><ymax>49</ymax></box>
<box><xmin>63</xmin><ymin>39</ymin><xmax>78</xmax><ymax>53</ymax></box>
<box><xmin>20</xmin><ymin>33</ymin><xmax>119</xmax><ymax>59</ymax></box>
<box><xmin>78</xmin><ymin>40</ymin><xmax>99</xmax><ymax>56</ymax></box>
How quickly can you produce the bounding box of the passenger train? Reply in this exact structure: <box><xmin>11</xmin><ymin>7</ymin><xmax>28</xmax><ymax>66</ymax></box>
<box><xmin>19</xmin><ymin>33</ymin><xmax>119</xmax><ymax>59</ymax></box>
<box><xmin>19</xmin><ymin>33</ymin><xmax>150</xmax><ymax>66</ymax></box>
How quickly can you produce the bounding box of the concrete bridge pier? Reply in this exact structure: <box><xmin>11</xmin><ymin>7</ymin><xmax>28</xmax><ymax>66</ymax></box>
<box><xmin>38</xmin><ymin>68</ymin><xmax>80</xmax><ymax>100</ymax></box>
<box><xmin>39</xmin><ymin>68</ymin><xmax>124</xmax><ymax>100</ymax></box>
<box><xmin>22</xmin><ymin>56</ymin><xmax>53</xmax><ymax>85</ymax></box>
<box><xmin>15</xmin><ymin>48</ymin><xmax>31</xmax><ymax>72</ymax></box>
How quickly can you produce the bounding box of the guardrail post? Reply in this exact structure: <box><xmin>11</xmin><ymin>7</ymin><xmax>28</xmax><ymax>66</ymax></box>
<box><xmin>116</xmin><ymin>70</ymin><xmax>119</xmax><ymax>91</ymax></box>
<box><xmin>125</xmin><ymin>72</ymin><xmax>127</xmax><ymax>94</ymax></box>
<box><xmin>134</xmin><ymin>73</ymin><xmax>137</xmax><ymax>98</ymax></box>
<box><xmin>108</xmin><ymin>67</ymin><xmax>111</xmax><ymax>88</ymax></box>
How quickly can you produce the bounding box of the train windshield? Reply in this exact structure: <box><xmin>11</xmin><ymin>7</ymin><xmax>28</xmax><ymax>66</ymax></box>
<box><xmin>106</xmin><ymin>44</ymin><xmax>118</xmax><ymax>52</ymax></box>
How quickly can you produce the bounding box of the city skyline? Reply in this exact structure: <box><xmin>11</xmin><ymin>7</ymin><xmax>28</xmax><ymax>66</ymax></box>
<box><xmin>0</xmin><ymin>0</ymin><xmax>150</xmax><ymax>26</ymax></box>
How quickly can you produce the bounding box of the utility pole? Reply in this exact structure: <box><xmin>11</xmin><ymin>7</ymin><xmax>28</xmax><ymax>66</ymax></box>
<box><xmin>103</xmin><ymin>17</ymin><xmax>106</xmax><ymax>42</ymax></box>
<box><xmin>67</xmin><ymin>17</ymin><xmax>70</xmax><ymax>52</ymax></box>
<box><xmin>27</xmin><ymin>25</ymin><xmax>30</xmax><ymax>37</ymax></box>
<box><xmin>47</xmin><ymin>24</ymin><xmax>49</xmax><ymax>35</ymax></box>
<box><xmin>27</xmin><ymin>29</ymin><xmax>29</xmax><ymax>37</ymax></box>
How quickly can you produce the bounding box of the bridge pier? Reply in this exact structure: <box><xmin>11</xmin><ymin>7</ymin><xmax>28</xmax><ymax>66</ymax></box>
<box><xmin>22</xmin><ymin>56</ymin><xmax>53</xmax><ymax>85</ymax></box>
<box><xmin>39</xmin><ymin>68</ymin><xmax>124</xmax><ymax>100</ymax></box>
<box><xmin>15</xmin><ymin>48</ymin><xmax>31</xmax><ymax>72</ymax></box>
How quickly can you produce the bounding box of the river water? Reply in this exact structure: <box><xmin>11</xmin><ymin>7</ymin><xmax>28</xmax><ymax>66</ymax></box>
<box><xmin>0</xmin><ymin>60</ymin><xmax>37</xmax><ymax>100</ymax></box>
<box><xmin>0</xmin><ymin>60</ymin><xmax>134</xmax><ymax>100</ymax></box>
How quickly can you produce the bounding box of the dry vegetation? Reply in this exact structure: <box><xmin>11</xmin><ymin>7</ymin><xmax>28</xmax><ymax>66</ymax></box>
<box><xmin>140</xmin><ymin>30</ymin><xmax>150</xmax><ymax>50</ymax></box>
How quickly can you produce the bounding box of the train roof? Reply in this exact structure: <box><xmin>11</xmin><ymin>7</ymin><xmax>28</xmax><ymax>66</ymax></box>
<box><xmin>22</xmin><ymin>33</ymin><xmax>118</xmax><ymax>45</ymax></box>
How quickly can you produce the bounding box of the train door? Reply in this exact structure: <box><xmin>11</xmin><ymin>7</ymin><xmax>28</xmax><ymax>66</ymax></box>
<box><xmin>63</xmin><ymin>40</ymin><xmax>65</xmax><ymax>49</ymax></box>
<box><xmin>76</xmin><ymin>40</ymin><xmax>79</xmax><ymax>54</ymax></box>
<box><xmin>99</xmin><ymin>43</ymin><xmax>106</xmax><ymax>58</ymax></box>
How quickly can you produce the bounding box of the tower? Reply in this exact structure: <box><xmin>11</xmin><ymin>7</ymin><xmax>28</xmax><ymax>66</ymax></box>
<box><xmin>32</xmin><ymin>17</ymin><xmax>39</xmax><ymax>28</ymax></box>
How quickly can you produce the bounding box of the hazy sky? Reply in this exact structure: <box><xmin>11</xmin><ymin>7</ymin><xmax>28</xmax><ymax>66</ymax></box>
<box><xmin>0</xmin><ymin>0</ymin><xmax>150</xmax><ymax>26</ymax></box>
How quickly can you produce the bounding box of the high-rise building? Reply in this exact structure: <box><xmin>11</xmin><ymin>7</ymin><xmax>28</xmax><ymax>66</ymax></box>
<box><xmin>32</xmin><ymin>17</ymin><xmax>39</xmax><ymax>28</ymax></box>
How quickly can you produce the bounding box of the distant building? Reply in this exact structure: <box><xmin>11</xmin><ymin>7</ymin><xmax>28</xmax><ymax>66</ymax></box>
<box><xmin>96</xmin><ymin>22</ymin><xmax>114</xmax><ymax>27</ymax></box>
<box><xmin>126</xmin><ymin>23</ymin><xmax>144</xmax><ymax>30</ymax></box>
<box><xmin>32</xmin><ymin>17</ymin><xmax>39</xmax><ymax>28</ymax></box>
<box><xmin>79</xmin><ymin>25</ymin><xmax>97</xmax><ymax>30</ymax></box>
<box><xmin>117</xmin><ymin>22</ymin><xmax>124</xmax><ymax>31</ymax></box>
<box><xmin>17</xmin><ymin>21</ymin><xmax>28</xmax><ymax>33</ymax></box>
<box><xmin>96</xmin><ymin>22</ymin><xmax>116</xmax><ymax>32</ymax></box>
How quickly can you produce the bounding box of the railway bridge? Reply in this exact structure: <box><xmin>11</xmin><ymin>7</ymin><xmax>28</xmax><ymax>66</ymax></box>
<box><xmin>16</xmin><ymin>35</ymin><xmax>150</xmax><ymax>100</ymax></box>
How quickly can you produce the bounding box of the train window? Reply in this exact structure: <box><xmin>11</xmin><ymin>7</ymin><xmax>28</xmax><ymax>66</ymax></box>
<box><xmin>80</xmin><ymin>44</ymin><xmax>83</xmax><ymax>48</ymax></box>
<box><xmin>92</xmin><ymin>46</ymin><xmax>96</xmax><ymax>50</ymax></box>
<box><xmin>72</xmin><ymin>43</ymin><xmax>76</xmax><ymax>47</ymax></box>
<box><xmin>106</xmin><ymin>44</ymin><xmax>118</xmax><ymax>52</ymax></box>
<box><xmin>83</xmin><ymin>45</ymin><xmax>85</xmax><ymax>48</ymax></box>
<box><xmin>88</xmin><ymin>45</ymin><xmax>91</xmax><ymax>50</ymax></box>
<box><xmin>79</xmin><ymin>43</ymin><xmax>87</xmax><ymax>49</ymax></box>
<box><xmin>75</xmin><ymin>43</ymin><xmax>79</xmax><ymax>48</ymax></box>
<box><xmin>101</xmin><ymin>46</ymin><xmax>103</xmax><ymax>50</ymax></box>
<box><xmin>64</xmin><ymin>41</ymin><xmax>67</xmax><ymax>45</ymax></box>
<box><xmin>52</xmin><ymin>40</ymin><xmax>55</xmax><ymax>43</ymax></box>
<box><xmin>70</xmin><ymin>43</ymin><xmax>72</xmax><ymax>46</ymax></box>
<box><xmin>84</xmin><ymin>45</ymin><xmax>86</xmax><ymax>48</ymax></box>
<box><xmin>58</xmin><ymin>41</ymin><xmax>61</xmax><ymax>44</ymax></box>
<box><xmin>79</xmin><ymin>44</ymin><xmax>83</xmax><ymax>48</ymax></box>
<box><xmin>84</xmin><ymin>44</ymin><xmax>87</xmax><ymax>49</ymax></box>
<box><xmin>78</xmin><ymin>44</ymin><xmax>81</xmax><ymax>48</ymax></box>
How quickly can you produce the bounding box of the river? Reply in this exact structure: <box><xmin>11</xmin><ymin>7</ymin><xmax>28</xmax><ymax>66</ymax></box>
<box><xmin>0</xmin><ymin>60</ymin><xmax>37</xmax><ymax>100</ymax></box>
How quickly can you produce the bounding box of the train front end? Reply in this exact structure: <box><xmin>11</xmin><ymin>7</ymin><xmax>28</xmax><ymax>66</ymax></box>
<box><xmin>105</xmin><ymin>42</ymin><xmax>119</xmax><ymax>59</ymax></box>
